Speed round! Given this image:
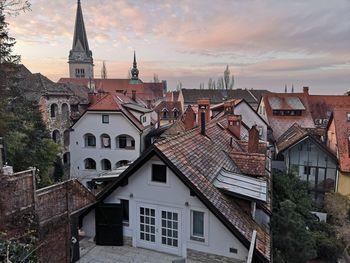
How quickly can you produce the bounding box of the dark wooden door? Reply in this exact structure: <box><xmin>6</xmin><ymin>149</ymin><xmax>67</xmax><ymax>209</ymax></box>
<box><xmin>95</xmin><ymin>203</ymin><xmax>123</xmax><ymax>246</ymax></box>
<box><xmin>70</xmin><ymin>217</ymin><xmax>80</xmax><ymax>262</ymax></box>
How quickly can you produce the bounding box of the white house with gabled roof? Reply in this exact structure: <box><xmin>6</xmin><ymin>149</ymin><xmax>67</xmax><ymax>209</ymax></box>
<box><xmin>69</xmin><ymin>91</ymin><xmax>153</xmax><ymax>186</ymax></box>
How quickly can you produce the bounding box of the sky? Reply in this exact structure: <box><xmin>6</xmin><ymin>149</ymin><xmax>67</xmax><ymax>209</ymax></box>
<box><xmin>6</xmin><ymin>0</ymin><xmax>350</xmax><ymax>93</ymax></box>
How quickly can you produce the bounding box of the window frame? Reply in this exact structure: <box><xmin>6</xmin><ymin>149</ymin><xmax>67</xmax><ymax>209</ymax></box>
<box><xmin>102</xmin><ymin>114</ymin><xmax>109</xmax><ymax>124</ymax></box>
<box><xmin>149</xmin><ymin>163</ymin><xmax>169</xmax><ymax>187</ymax></box>
<box><xmin>190</xmin><ymin>209</ymin><xmax>207</xmax><ymax>244</ymax></box>
<box><xmin>120</xmin><ymin>199</ymin><xmax>129</xmax><ymax>226</ymax></box>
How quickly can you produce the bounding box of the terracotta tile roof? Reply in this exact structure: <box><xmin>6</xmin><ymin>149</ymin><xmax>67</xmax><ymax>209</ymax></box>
<box><xmin>58</xmin><ymin>78</ymin><xmax>164</xmax><ymax>101</ymax></box>
<box><xmin>154</xmin><ymin>101</ymin><xmax>182</xmax><ymax>114</ymax></box>
<box><xmin>262</xmin><ymin>91</ymin><xmax>315</xmax><ymax>140</ymax></box>
<box><xmin>155</xmin><ymin>115</ymin><xmax>271</xmax><ymax>262</ymax></box>
<box><xmin>330</xmin><ymin>107</ymin><xmax>350</xmax><ymax>172</ymax></box>
<box><xmin>276</xmin><ymin>123</ymin><xmax>309</xmax><ymax>153</ymax></box>
<box><xmin>229</xmin><ymin>152</ymin><xmax>267</xmax><ymax>177</ymax></box>
<box><xmin>86</xmin><ymin>92</ymin><xmax>146</xmax><ymax>130</ymax></box>
<box><xmin>308</xmin><ymin>95</ymin><xmax>350</xmax><ymax>128</ymax></box>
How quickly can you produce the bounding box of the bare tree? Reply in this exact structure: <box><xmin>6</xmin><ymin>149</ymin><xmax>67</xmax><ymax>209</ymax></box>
<box><xmin>1</xmin><ymin>0</ymin><xmax>31</xmax><ymax>16</ymax></box>
<box><xmin>101</xmin><ymin>61</ymin><xmax>107</xmax><ymax>79</ymax></box>
<box><xmin>153</xmin><ymin>73</ymin><xmax>159</xmax><ymax>83</ymax></box>
<box><xmin>208</xmin><ymin>78</ymin><xmax>213</xmax><ymax>89</ymax></box>
<box><xmin>224</xmin><ymin>64</ymin><xmax>230</xmax><ymax>90</ymax></box>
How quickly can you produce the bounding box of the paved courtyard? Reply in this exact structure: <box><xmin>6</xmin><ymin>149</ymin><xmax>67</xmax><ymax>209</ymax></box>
<box><xmin>77</xmin><ymin>238</ymin><xmax>202</xmax><ymax>263</ymax></box>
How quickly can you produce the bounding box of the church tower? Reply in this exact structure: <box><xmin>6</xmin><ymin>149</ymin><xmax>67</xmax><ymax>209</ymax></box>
<box><xmin>129</xmin><ymin>51</ymin><xmax>141</xmax><ymax>84</ymax></box>
<box><xmin>68</xmin><ymin>0</ymin><xmax>94</xmax><ymax>78</ymax></box>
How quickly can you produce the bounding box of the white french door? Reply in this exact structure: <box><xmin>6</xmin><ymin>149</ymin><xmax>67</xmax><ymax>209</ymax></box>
<box><xmin>136</xmin><ymin>203</ymin><xmax>181</xmax><ymax>255</ymax></box>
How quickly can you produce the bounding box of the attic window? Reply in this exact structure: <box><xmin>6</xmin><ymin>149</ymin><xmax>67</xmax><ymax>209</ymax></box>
<box><xmin>152</xmin><ymin>164</ymin><xmax>167</xmax><ymax>183</ymax></box>
<box><xmin>347</xmin><ymin>113</ymin><xmax>350</xmax><ymax>122</ymax></box>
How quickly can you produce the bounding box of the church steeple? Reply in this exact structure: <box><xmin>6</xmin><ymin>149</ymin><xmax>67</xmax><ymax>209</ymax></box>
<box><xmin>68</xmin><ymin>0</ymin><xmax>94</xmax><ymax>78</ymax></box>
<box><xmin>130</xmin><ymin>51</ymin><xmax>141</xmax><ymax>84</ymax></box>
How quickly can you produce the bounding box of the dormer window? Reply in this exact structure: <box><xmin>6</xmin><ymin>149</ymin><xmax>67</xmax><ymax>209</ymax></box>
<box><xmin>162</xmin><ymin>109</ymin><xmax>168</xmax><ymax>119</ymax></box>
<box><xmin>173</xmin><ymin>109</ymin><xmax>179</xmax><ymax>118</ymax></box>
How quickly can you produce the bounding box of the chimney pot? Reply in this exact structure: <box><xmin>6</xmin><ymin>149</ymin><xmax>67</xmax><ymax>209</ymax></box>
<box><xmin>200</xmin><ymin>111</ymin><xmax>206</xmax><ymax>135</ymax></box>
<box><xmin>197</xmin><ymin>98</ymin><xmax>210</xmax><ymax>125</ymax></box>
<box><xmin>303</xmin><ymin>86</ymin><xmax>309</xmax><ymax>95</ymax></box>
<box><xmin>183</xmin><ymin>105</ymin><xmax>196</xmax><ymax>130</ymax></box>
<box><xmin>224</xmin><ymin>100</ymin><xmax>235</xmax><ymax>115</ymax></box>
<box><xmin>132</xmin><ymin>90</ymin><xmax>136</xmax><ymax>101</ymax></box>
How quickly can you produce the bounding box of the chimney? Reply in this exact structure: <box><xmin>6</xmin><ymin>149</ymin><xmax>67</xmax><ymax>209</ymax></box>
<box><xmin>183</xmin><ymin>105</ymin><xmax>196</xmax><ymax>130</ymax></box>
<box><xmin>227</xmin><ymin>115</ymin><xmax>241</xmax><ymax>139</ymax></box>
<box><xmin>200</xmin><ymin>111</ymin><xmax>206</xmax><ymax>136</ymax></box>
<box><xmin>224</xmin><ymin>100</ymin><xmax>234</xmax><ymax>115</ymax></box>
<box><xmin>248</xmin><ymin>125</ymin><xmax>259</xmax><ymax>153</ymax></box>
<box><xmin>303</xmin><ymin>86</ymin><xmax>309</xmax><ymax>95</ymax></box>
<box><xmin>132</xmin><ymin>90</ymin><xmax>136</xmax><ymax>101</ymax></box>
<box><xmin>197</xmin><ymin>99</ymin><xmax>210</xmax><ymax>126</ymax></box>
<box><xmin>88</xmin><ymin>92</ymin><xmax>97</xmax><ymax>105</ymax></box>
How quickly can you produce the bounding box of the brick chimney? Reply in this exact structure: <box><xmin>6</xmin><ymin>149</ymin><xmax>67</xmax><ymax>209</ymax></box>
<box><xmin>303</xmin><ymin>86</ymin><xmax>309</xmax><ymax>95</ymax></box>
<box><xmin>132</xmin><ymin>90</ymin><xmax>136</xmax><ymax>101</ymax></box>
<box><xmin>88</xmin><ymin>92</ymin><xmax>97</xmax><ymax>105</ymax></box>
<box><xmin>224</xmin><ymin>100</ymin><xmax>234</xmax><ymax>115</ymax></box>
<box><xmin>182</xmin><ymin>105</ymin><xmax>196</xmax><ymax>130</ymax></box>
<box><xmin>227</xmin><ymin>115</ymin><xmax>241</xmax><ymax>139</ymax></box>
<box><xmin>197</xmin><ymin>99</ymin><xmax>210</xmax><ymax>126</ymax></box>
<box><xmin>248</xmin><ymin>125</ymin><xmax>259</xmax><ymax>153</ymax></box>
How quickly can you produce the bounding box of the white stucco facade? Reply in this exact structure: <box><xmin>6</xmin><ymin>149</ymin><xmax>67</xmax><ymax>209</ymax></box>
<box><xmin>70</xmin><ymin>111</ymin><xmax>148</xmax><ymax>185</ymax></box>
<box><xmin>81</xmin><ymin>156</ymin><xmax>249</xmax><ymax>261</ymax></box>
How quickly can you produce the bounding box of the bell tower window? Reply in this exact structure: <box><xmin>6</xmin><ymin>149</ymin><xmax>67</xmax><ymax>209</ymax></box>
<box><xmin>75</xmin><ymin>68</ymin><xmax>85</xmax><ymax>78</ymax></box>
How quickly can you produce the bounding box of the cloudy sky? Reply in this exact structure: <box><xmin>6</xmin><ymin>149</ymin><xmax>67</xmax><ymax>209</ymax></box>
<box><xmin>7</xmin><ymin>0</ymin><xmax>350</xmax><ymax>93</ymax></box>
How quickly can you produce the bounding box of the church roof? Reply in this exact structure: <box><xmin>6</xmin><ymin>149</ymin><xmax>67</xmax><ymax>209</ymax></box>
<box><xmin>72</xmin><ymin>0</ymin><xmax>90</xmax><ymax>54</ymax></box>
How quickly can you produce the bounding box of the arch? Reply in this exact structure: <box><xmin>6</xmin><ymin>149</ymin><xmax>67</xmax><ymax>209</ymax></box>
<box><xmin>63</xmin><ymin>152</ymin><xmax>70</xmax><ymax>165</ymax></box>
<box><xmin>84</xmin><ymin>158</ymin><xmax>96</xmax><ymax>170</ymax></box>
<box><xmin>100</xmin><ymin>134</ymin><xmax>111</xmax><ymax>148</ymax></box>
<box><xmin>173</xmin><ymin>108</ymin><xmax>179</xmax><ymax>118</ymax></box>
<box><xmin>63</xmin><ymin>130</ymin><xmax>70</xmax><ymax>147</ymax></box>
<box><xmin>162</xmin><ymin>108</ymin><xmax>169</xmax><ymax>119</ymax></box>
<box><xmin>115</xmin><ymin>160</ymin><xmax>130</xmax><ymax>168</ymax></box>
<box><xmin>101</xmin><ymin>159</ymin><xmax>112</xmax><ymax>171</ymax></box>
<box><xmin>116</xmin><ymin>134</ymin><xmax>135</xmax><ymax>149</ymax></box>
<box><xmin>52</xmin><ymin>130</ymin><xmax>60</xmax><ymax>143</ymax></box>
<box><xmin>84</xmin><ymin>133</ymin><xmax>96</xmax><ymax>147</ymax></box>
<box><xmin>50</xmin><ymin>103</ymin><xmax>58</xmax><ymax>118</ymax></box>
<box><xmin>62</xmin><ymin>103</ymin><xmax>69</xmax><ymax>119</ymax></box>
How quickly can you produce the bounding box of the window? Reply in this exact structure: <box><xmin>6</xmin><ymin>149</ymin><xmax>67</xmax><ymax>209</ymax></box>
<box><xmin>162</xmin><ymin>109</ymin><xmax>168</xmax><ymax>119</ymax></box>
<box><xmin>63</xmin><ymin>130</ymin><xmax>70</xmax><ymax>147</ymax></box>
<box><xmin>100</xmin><ymin>134</ymin><xmax>111</xmax><ymax>148</ymax></box>
<box><xmin>75</xmin><ymin>68</ymin><xmax>85</xmax><ymax>78</ymax></box>
<box><xmin>63</xmin><ymin>152</ymin><xmax>70</xmax><ymax>165</ymax></box>
<box><xmin>116</xmin><ymin>160</ymin><xmax>129</xmax><ymax>168</ymax></box>
<box><xmin>173</xmin><ymin>109</ymin><xmax>179</xmax><ymax>118</ymax></box>
<box><xmin>116</xmin><ymin>135</ymin><xmax>135</xmax><ymax>149</ymax></box>
<box><xmin>304</xmin><ymin>162</ymin><xmax>311</xmax><ymax>175</ymax></box>
<box><xmin>50</xmin><ymin>103</ymin><xmax>58</xmax><ymax>118</ymax></box>
<box><xmin>101</xmin><ymin>159</ymin><xmax>111</xmax><ymax>170</ymax></box>
<box><xmin>84</xmin><ymin>158</ymin><xmax>96</xmax><ymax>170</ymax></box>
<box><xmin>152</xmin><ymin>164</ymin><xmax>167</xmax><ymax>183</ymax></box>
<box><xmin>142</xmin><ymin>116</ymin><xmax>147</xmax><ymax>123</ymax></box>
<box><xmin>121</xmin><ymin>199</ymin><xmax>129</xmax><ymax>224</ymax></box>
<box><xmin>191</xmin><ymin>210</ymin><xmax>204</xmax><ymax>242</ymax></box>
<box><xmin>347</xmin><ymin>113</ymin><xmax>350</xmax><ymax>121</ymax></box>
<box><xmin>102</xmin><ymin>114</ymin><xmax>109</xmax><ymax>123</ymax></box>
<box><xmin>84</xmin><ymin>134</ymin><xmax>96</xmax><ymax>147</ymax></box>
<box><xmin>52</xmin><ymin>130</ymin><xmax>60</xmax><ymax>143</ymax></box>
<box><xmin>62</xmin><ymin>103</ymin><xmax>69</xmax><ymax>119</ymax></box>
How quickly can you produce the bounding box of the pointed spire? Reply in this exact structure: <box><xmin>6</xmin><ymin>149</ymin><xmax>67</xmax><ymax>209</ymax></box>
<box><xmin>72</xmin><ymin>0</ymin><xmax>90</xmax><ymax>53</ymax></box>
<box><xmin>101</xmin><ymin>61</ymin><xmax>107</xmax><ymax>79</ymax></box>
<box><xmin>291</xmin><ymin>84</ymin><xmax>294</xmax><ymax>93</ymax></box>
<box><xmin>284</xmin><ymin>84</ymin><xmax>287</xmax><ymax>93</ymax></box>
<box><xmin>130</xmin><ymin>50</ymin><xmax>139</xmax><ymax>81</ymax></box>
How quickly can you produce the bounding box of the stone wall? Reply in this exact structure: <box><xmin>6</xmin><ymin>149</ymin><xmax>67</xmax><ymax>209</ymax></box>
<box><xmin>187</xmin><ymin>249</ymin><xmax>245</xmax><ymax>263</ymax></box>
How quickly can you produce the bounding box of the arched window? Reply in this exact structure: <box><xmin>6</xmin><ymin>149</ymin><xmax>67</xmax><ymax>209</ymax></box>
<box><xmin>50</xmin><ymin>103</ymin><xmax>58</xmax><ymax>118</ymax></box>
<box><xmin>116</xmin><ymin>135</ymin><xmax>135</xmax><ymax>149</ymax></box>
<box><xmin>100</xmin><ymin>134</ymin><xmax>111</xmax><ymax>148</ymax></box>
<box><xmin>52</xmin><ymin>130</ymin><xmax>60</xmax><ymax>143</ymax></box>
<box><xmin>116</xmin><ymin>160</ymin><xmax>130</xmax><ymax>168</ymax></box>
<box><xmin>62</xmin><ymin>103</ymin><xmax>69</xmax><ymax>119</ymax></box>
<box><xmin>63</xmin><ymin>152</ymin><xmax>70</xmax><ymax>165</ymax></box>
<box><xmin>162</xmin><ymin>108</ymin><xmax>168</xmax><ymax>119</ymax></box>
<box><xmin>101</xmin><ymin>159</ymin><xmax>112</xmax><ymax>170</ymax></box>
<box><xmin>84</xmin><ymin>133</ymin><xmax>96</xmax><ymax>147</ymax></box>
<box><xmin>63</xmin><ymin>130</ymin><xmax>70</xmax><ymax>147</ymax></box>
<box><xmin>84</xmin><ymin>158</ymin><xmax>96</xmax><ymax>170</ymax></box>
<box><xmin>173</xmin><ymin>108</ymin><xmax>179</xmax><ymax>118</ymax></box>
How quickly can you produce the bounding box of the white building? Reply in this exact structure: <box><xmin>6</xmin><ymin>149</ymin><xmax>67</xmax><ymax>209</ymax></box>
<box><xmin>79</xmin><ymin>111</ymin><xmax>271</xmax><ymax>263</ymax></box>
<box><xmin>69</xmin><ymin>92</ymin><xmax>153</xmax><ymax>185</ymax></box>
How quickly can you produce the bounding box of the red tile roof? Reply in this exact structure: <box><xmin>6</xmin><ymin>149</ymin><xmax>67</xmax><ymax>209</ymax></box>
<box><xmin>262</xmin><ymin>91</ymin><xmax>315</xmax><ymax>139</ymax></box>
<box><xmin>330</xmin><ymin>107</ymin><xmax>350</xmax><ymax>172</ymax></box>
<box><xmin>58</xmin><ymin>78</ymin><xmax>164</xmax><ymax>101</ymax></box>
<box><xmin>155</xmin><ymin>115</ymin><xmax>271</xmax><ymax>262</ymax></box>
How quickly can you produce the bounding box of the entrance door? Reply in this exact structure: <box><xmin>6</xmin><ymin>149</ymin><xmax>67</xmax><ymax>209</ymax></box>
<box><xmin>95</xmin><ymin>203</ymin><xmax>123</xmax><ymax>246</ymax></box>
<box><xmin>137</xmin><ymin>204</ymin><xmax>181</xmax><ymax>255</ymax></box>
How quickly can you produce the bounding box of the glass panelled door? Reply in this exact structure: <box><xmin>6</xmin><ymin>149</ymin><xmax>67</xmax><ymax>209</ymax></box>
<box><xmin>139</xmin><ymin>207</ymin><xmax>156</xmax><ymax>243</ymax></box>
<box><xmin>161</xmin><ymin>210</ymin><xmax>179</xmax><ymax>248</ymax></box>
<box><xmin>137</xmin><ymin>204</ymin><xmax>181</xmax><ymax>255</ymax></box>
